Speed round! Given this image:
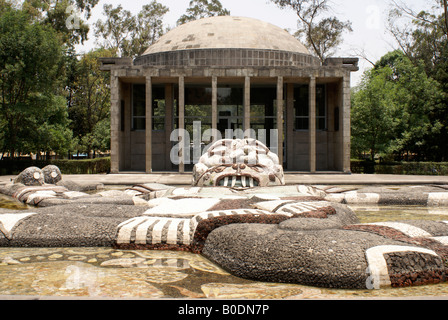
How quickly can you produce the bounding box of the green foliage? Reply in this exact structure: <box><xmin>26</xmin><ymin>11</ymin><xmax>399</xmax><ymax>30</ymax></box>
<box><xmin>130</xmin><ymin>1</ymin><xmax>169</xmax><ymax>57</ymax></box>
<box><xmin>177</xmin><ymin>0</ymin><xmax>230</xmax><ymax>26</ymax></box>
<box><xmin>0</xmin><ymin>6</ymin><xmax>73</xmax><ymax>158</ymax></box>
<box><xmin>69</xmin><ymin>48</ymin><xmax>113</xmax><ymax>157</ymax></box>
<box><xmin>387</xmin><ymin>0</ymin><xmax>448</xmax><ymax>161</ymax></box>
<box><xmin>91</xmin><ymin>118</ymin><xmax>111</xmax><ymax>152</ymax></box>
<box><xmin>25</xmin><ymin>95</ymin><xmax>74</xmax><ymax>156</ymax></box>
<box><xmin>271</xmin><ymin>0</ymin><xmax>352</xmax><ymax>62</ymax></box>
<box><xmin>0</xmin><ymin>157</ymin><xmax>111</xmax><ymax>175</ymax></box>
<box><xmin>351</xmin><ymin>66</ymin><xmax>396</xmax><ymax>161</ymax></box>
<box><xmin>54</xmin><ymin>157</ymin><xmax>110</xmax><ymax>174</ymax></box>
<box><xmin>351</xmin><ymin>50</ymin><xmax>444</xmax><ymax>161</ymax></box>
<box><xmin>21</xmin><ymin>0</ymin><xmax>99</xmax><ymax>45</ymax></box>
<box><xmin>351</xmin><ymin>161</ymin><xmax>448</xmax><ymax>176</ymax></box>
<box><xmin>94</xmin><ymin>3</ymin><xmax>135</xmax><ymax>57</ymax></box>
<box><xmin>94</xmin><ymin>1</ymin><xmax>169</xmax><ymax>57</ymax></box>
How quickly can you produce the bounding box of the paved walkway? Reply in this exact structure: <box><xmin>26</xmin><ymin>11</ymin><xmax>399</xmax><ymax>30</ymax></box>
<box><xmin>2</xmin><ymin>173</ymin><xmax>448</xmax><ymax>186</ymax></box>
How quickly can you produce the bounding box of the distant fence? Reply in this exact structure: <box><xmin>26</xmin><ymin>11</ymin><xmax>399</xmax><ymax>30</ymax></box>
<box><xmin>351</xmin><ymin>160</ymin><xmax>448</xmax><ymax>175</ymax></box>
<box><xmin>0</xmin><ymin>157</ymin><xmax>111</xmax><ymax>175</ymax></box>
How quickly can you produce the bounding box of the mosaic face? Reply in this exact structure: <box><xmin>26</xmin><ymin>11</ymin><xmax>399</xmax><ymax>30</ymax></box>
<box><xmin>192</xmin><ymin>139</ymin><xmax>285</xmax><ymax>188</ymax></box>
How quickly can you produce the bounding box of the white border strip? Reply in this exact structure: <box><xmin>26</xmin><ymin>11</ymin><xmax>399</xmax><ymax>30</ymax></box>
<box><xmin>0</xmin><ymin>212</ymin><xmax>38</xmax><ymax>239</ymax></box>
<box><xmin>370</xmin><ymin>222</ymin><xmax>432</xmax><ymax>238</ymax></box>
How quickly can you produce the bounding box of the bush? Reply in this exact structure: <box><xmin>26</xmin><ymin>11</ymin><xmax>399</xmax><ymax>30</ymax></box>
<box><xmin>0</xmin><ymin>157</ymin><xmax>111</xmax><ymax>175</ymax></box>
<box><xmin>351</xmin><ymin>161</ymin><xmax>448</xmax><ymax>175</ymax></box>
<box><xmin>350</xmin><ymin>159</ymin><xmax>375</xmax><ymax>174</ymax></box>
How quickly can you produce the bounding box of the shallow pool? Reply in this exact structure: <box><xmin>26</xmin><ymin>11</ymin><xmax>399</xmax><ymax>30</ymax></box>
<box><xmin>352</xmin><ymin>204</ymin><xmax>448</xmax><ymax>224</ymax></box>
<box><xmin>0</xmin><ymin>194</ymin><xmax>30</xmax><ymax>212</ymax></box>
<box><xmin>1</xmin><ymin>199</ymin><xmax>448</xmax><ymax>299</ymax></box>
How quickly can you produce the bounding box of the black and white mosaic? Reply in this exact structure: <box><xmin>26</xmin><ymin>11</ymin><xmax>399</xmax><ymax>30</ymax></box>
<box><xmin>2</xmin><ymin>166</ymin><xmax>448</xmax><ymax>289</ymax></box>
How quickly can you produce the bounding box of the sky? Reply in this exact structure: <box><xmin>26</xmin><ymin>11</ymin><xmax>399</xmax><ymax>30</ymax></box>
<box><xmin>75</xmin><ymin>0</ymin><xmax>433</xmax><ymax>87</ymax></box>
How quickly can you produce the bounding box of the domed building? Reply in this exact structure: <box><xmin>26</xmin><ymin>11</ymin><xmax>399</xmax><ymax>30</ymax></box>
<box><xmin>100</xmin><ymin>16</ymin><xmax>358</xmax><ymax>174</ymax></box>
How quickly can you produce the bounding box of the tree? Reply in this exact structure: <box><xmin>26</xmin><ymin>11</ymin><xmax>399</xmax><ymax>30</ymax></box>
<box><xmin>351</xmin><ymin>67</ymin><xmax>396</xmax><ymax>161</ymax></box>
<box><xmin>177</xmin><ymin>0</ymin><xmax>230</xmax><ymax>26</ymax></box>
<box><xmin>271</xmin><ymin>0</ymin><xmax>352</xmax><ymax>62</ymax></box>
<box><xmin>0</xmin><ymin>7</ymin><xmax>72</xmax><ymax>159</ymax></box>
<box><xmin>387</xmin><ymin>0</ymin><xmax>448</xmax><ymax>160</ymax></box>
<box><xmin>352</xmin><ymin>50</ymin><xmax>444</xmax><ymax>161</ymax></box>
<box><xmin>0</xmin><ymin>0</ymin><xmax>12</xmax><ymax>13</ymax></box>
<box><xmin>94</xmin><ymin>1</ymin><xmax>169</xmax><ymax>58</ymax></box>
<box><xmin>21</xmin><ymin>0</ymin><xmax>99</xmax><ymax>45</ymax></box>
<box><xmin>378</xmin><ymin>51</ymin><xmax>444</xmax><ymax>160</ymax></box>
<box><xmin>388</xmin><ymin>0</ymin><xmax>447</xmax><ymax>64</ymax></box>
<box><xmin>94</xmin><ymin>3</ymin><xmax>135</xmax><ymax>57</ymax></box>
<box><xmin>69</xmin><ymin>48</ymin><xmax>114</xmax><ymax>158</ymax></box>
<box><xmin>26</xmin><ymin>95</ymin><xmax>74</xmax><ymax>159</ymax></box>
<box><xmin>127</xmin><ymin>1</ymin><xmax>169</xmax><ymax>57</ymax></box>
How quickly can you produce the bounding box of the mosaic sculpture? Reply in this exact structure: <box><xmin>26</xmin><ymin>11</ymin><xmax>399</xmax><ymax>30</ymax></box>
<box><xmin>2</xmin><ymin>144</ymin><xmax>448</xmax><ymax>290</ymax></box>
<box><xmin>192</xmin><ymin>139</ymin><xmax>285</xmax><ymax>188</ymax></box>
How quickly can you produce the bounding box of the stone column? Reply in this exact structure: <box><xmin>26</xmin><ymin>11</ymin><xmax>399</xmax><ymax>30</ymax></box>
<box><xmin>165</xmin><ymin>84</ymin><xmax>174</xmax><ymax>170</ymax></box>
<box><xmin>244</xmin><ymin>76</ymin><xmax>251</xmax><ymax>135</ymax></box>
<box><xmin>123</xmin><ymin>84</ymin><xmax>132</xmax><ymax>171</ymax></box>
<box><xmin>342</xmin><ymin>74</ymin><xmax>351</xmax><ymax>173</ymax></box>
<box><xmin>110</xmin><ymin>73</ymin><xmax>121</xmax><ymax>174</ymax></box>
<box><xmin>178</xmin><ymin>76</ymin><xmax>185</xmax><ymax>173</ymax></box>
<box><xmin>212</xmin><ymin>76</ymin><xmax>218</xmax><ymax>135</ymax></box>
<box><xmin>286</xmin><ymin>83</ymin><xmax>294</xmax><ymax>170</ymax></box>
<box><xmin>277</xmin><ymin>76</ymin><xmax>284</xmax><ymax>165</ymax></box>
<box><xmin>145</xmin><ymin>77</ymin><xmax>153</xmax><ymax>174</ymax></box>
<box><xmin>309</xmin><ymin>75</ymin><xmax>317</xmax><ymax>173</ymax></box>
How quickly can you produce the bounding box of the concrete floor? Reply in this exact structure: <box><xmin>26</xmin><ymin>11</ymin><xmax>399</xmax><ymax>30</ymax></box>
<box><xmin>2</xmin><ymin>173</ymin><xmax>448</xmax><ymax>187</ymax></box>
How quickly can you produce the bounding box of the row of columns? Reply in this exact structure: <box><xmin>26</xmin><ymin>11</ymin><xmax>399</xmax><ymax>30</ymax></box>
<box><xmin>170</xmin><ymin>76</ymin><xmax>286</xmax><ymax>174</ymax></box>
<box><xmin>111</xmin><ymin>75</ymin><xmax>348</xmax><ymax>174</ymax></box>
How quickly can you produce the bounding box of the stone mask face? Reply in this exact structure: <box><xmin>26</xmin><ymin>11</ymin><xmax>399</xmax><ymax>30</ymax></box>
<box><xmin>192</xmin><ymin>139</ymin><xmax>285</xmax><ymax>188</ymax></box>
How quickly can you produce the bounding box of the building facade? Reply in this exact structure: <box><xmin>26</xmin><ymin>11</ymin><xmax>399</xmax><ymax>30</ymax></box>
<box><xmin>100</xmin><ymin>16</ymin><xmax>358</xmax><ymax>174</ymax></box>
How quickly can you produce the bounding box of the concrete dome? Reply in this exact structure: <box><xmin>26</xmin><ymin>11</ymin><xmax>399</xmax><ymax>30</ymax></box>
<box><xmin>143</xmin><ymin>16</ymin><xmax>310</xmax><ymax>55</ymax></box>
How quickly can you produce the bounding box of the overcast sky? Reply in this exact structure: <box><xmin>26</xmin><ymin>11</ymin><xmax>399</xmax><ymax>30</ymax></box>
<box><xmin>75</xmin><ymin>0</ymin><xmax>432</xmax><ymax>87</ymax></box>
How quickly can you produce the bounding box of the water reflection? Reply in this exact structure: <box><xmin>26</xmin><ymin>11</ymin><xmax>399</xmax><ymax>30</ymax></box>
<box><xmin>0</xmin><ymin>244</ymin><xmax>448</xmax><ymax>299</ymax></box>
<box><xmin>0</xmin><ymin>248</ymin><xmax>310</xmax><ymax>299</ymax></box>
<box><xmin>0</xmin><ymin>194</ymin><xmax>30</xmax><ymax>211</ymax></box>
<box><xmin>351</xmin><ymin>204</ymin><xmax>448</xmax><ymax>224</ymax></box>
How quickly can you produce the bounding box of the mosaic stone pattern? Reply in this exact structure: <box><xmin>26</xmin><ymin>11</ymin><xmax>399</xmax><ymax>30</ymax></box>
<box><xmin>3</xmin><ymin>177</ymin><xmax>448</xmax><ymax>289</ymax></box>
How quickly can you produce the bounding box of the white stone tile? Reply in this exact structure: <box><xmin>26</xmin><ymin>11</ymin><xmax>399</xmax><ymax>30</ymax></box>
<box><xmin>275</xmin><ymin>201</ymin><xmax>330</xmax><ymax>216</ymax></box>
<box><xmin>171</xmin><ymin>187</ymin><xmax>201</xmax><ymax>196</ymax></box>
<box><xmin>144</xmin><ymin>198</ymin><xmax>221</xmax><ymax>217</ymax></box>
<box><xmin>253</xmin><ymin>200</ymin><xmax>293</xmax><ymax>212</ymax></box>
<box><xmin>344</xmin><ymin>192</ymin><xmax>380</xmax><ymax>204</ymax></box>
<box><xmin>428</xmin><ymin>193</ymin><xmax>448</xmax><ymax>206</ymax></box>
<box><xmin>0</xmin><ymin>212</ymin><xmax>38</xmax><ymax>239</ymax></box>
<box><xmin>166</xmin><ymin>219</ymin><xmax>183</xmax><ymax>245</ymax></box>
<box><xmin>371</xmin><ymin>222</ymin><xmax>432</xmax><ymax>238</ymax></box>
<box><xmin>250</xmin><ymin>194</ymin><xmax>281</xmax><ymax>200</ymax></box>
<box><xmin>152</xmin><ymin>219</ymin><xmax>171</xmax><ymax>244</ymax></box>
<box><xmin>324</xmin><ymin>194</ymin><xmax>345</xmax><ymax>203</ymax></box>
<box><xmin>135</xmin><ymin>218</ymin><xmax>158</xmax><ymax>245</ymax></box>
<box><xmin>63</xmin><ymin>191</ymin><xmax>89</xmax><ymax>199</ymax></box>
<box><xmin>98</xmin><ymin>190</ymin><xmax>129</xmax><ymax>197</ymax></box>
<box><xmin>132</xmin><ymin>197</ymin><xmax>149</xmax><ymax>206</ymax></box>
<box><xmin>116</xmin><ymin>217</ymin><xmax>146</xmax><ymax>244</ymax></box>
<box><xmin>431</xmin><ymin>236</ymin><xmax>448</xmax><ymax>245</ymax></box>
